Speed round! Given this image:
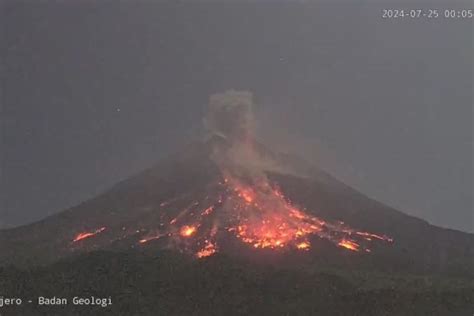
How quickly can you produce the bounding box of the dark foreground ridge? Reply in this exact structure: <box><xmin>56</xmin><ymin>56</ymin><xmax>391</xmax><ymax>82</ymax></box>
<box><xmin>0</xmin><ymin>250</ymin><xmax>473</xmax><ymax>316</ymax></box>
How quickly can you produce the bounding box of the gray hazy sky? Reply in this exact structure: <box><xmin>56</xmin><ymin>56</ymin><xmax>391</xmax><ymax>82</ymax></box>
<box><xmin>1</xmin><ymin>1</ymin><xmax>472</xmax><ymax>232</ymax></box>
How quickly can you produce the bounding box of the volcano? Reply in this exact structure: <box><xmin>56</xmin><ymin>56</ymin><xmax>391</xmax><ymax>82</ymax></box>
<box><xmin>1</xmin><ymin>91</ymin><xmax>473</xmax><ymax>277</ymax></box>
<box><xmin>1</xmin><ymin>91</ymin><xmax>473</xmax><ymax>315</ymax></box>
<box><xmin>1</xmin><ymin>134</ymin><xmax>473</xmax><ymax>276</ymax></box>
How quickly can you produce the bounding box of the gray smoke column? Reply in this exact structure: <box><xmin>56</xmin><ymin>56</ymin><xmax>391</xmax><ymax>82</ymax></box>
<box><xmin>204</xmin><ymin>90</ymin><xmax>288</xmax><ymax>179</ymax></box>
<box><xmin>204</xmin><ymin>90</ymin><xmax>305</xmax><ymax>177</ymax></box>
<box><xmin>204</xmin><ymin>90</ymin><xmax>255</xmax><ymax>142</ymax></box>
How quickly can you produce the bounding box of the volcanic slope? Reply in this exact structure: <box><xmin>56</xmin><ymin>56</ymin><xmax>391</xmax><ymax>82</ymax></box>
<box><xmin>0</xmin><ymin>136</ymin><xmax>472</xmax><ymax>278</ymax></box>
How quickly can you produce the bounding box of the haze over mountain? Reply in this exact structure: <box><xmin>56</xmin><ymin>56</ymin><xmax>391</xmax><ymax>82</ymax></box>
<box><xmin>1</xmin><ymin>91</ymin><xmax>472</xmax><ymax>276</ymax></box>
<box><xmin>2</xmin><ymin>1</ymin><xmax>473</xmax><ymax>315</ymax></box>
<box><xmin>2</xmin><ymin>1</ymin><xmax>472</xmax><ymax>233</ymax></box>
<box><xmin>1</xmin><ymin>91</ymin><xmax>473</xmax><ymax>316</ymax></box>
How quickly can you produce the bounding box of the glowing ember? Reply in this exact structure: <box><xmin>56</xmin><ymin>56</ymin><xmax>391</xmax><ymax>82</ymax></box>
<box><xmin>73</xmin><ymin>227</ymin><xmax>106</xmax><ymax>242</ymax></box>
<box><xmin>237</xmin><ymin>188</ymin><xmax>255</xmax><ymax>203</ymax></box>
<box><xmin>196</xmin><ymin>241</ymin><xmax>217</xmax><ymax>258</ymax></box>
<box><xmin>201</xmin><ymin>206</ymin><xmax>214</xmax><ymax>216</ymax></box>
<box><xmin>338</xmin><ymin>239</ymin><xmax>360</xmax><ymax>251</ymax></box>
<box><xmin>296</xmin><ymin>241</ymin><xmax>310</xmax><ymax>250</ymax></box>
<box><xmin>355</xmin><ymin>231</ymin><xmax>393</xmax><ymax>242</ymax></box>
<box><xmin>180</xmin><ymin>225</ymin><xmax>197</xmax><ymax>237</ymax></box>
<box><xmin>139</xmin><ymin>233</ymin><xmax>165</xmax><ymax>244</ymax></box>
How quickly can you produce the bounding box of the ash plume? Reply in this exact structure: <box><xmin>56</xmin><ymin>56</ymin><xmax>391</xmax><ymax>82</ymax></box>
<box><xmin>204</xmin><ymin>90</ymin><xmax>288</xmax><ymax>177</ymax></box>
<box><xmin>204</xmin><ymin>90</ymin><xmax>255</xmax><ymax>142</ymax></box>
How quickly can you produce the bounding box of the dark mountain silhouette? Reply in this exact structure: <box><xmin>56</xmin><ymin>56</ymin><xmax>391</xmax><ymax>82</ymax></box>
<box><xmin>0</xmin><ymin>136</ymin><xmax>472</xmax><ymax>277</ymax></box>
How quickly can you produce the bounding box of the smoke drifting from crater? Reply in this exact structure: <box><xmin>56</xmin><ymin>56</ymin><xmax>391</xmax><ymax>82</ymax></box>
<box><xmin>204</xmin><ymin>90</ymin><xmax>280</xmax><ymax>177</ymax></box>
<box><xmin>204</xmin><ymin>90</ymin><xmax>255</xmax><ymax>143</ymax></box>
<box><xmin>204</xmin><ymin>90</ymin><xmax>311</xmax><ymax>177</ymax></box>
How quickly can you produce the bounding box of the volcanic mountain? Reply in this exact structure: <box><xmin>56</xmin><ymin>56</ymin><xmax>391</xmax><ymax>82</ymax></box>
<box><xmin>1</xmin><ymin>90</ymin><xmax>473</xmax><ymax>280</ymax></box>
<box><xmin>1</xmin><ymin>135</ymin><xmax>473</xmax><ymax>277</ymax></box>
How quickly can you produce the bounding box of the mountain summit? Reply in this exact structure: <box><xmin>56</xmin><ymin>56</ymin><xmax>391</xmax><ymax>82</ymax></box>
<box><xmin>1</xmin><ymin>91</ymin><xmax>472</xmax><ymax>277</ymax></box>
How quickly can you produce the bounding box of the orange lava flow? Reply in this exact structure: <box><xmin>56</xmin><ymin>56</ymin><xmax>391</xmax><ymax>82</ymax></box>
<box><xmin>180</xmin><ymin>225</ymin><xmax>197</xmax><ymax>237</ymax></box>
<box><xmin>196</xmin><ymin>241</ymin><xmax>217</xmax><ymax>258</ymax></box>
<box><xmin>237</xmin><ymin>188</ymin><xmax>256</xmax><ymax>203</ymax></box>
<box><xmin>133</xmin><ymin>175</ymin><xmax>393</xmax><ymax>258</ymax></box>
<box><xmin>201</xmin><ymin>206</ymin><xmax>214</xmax><ymax>216</ymax></box>
<box><xmin>227</xmin><ymin>180</ymin><xmax>321</xmax><ymax>249</ymax></box>
<box><xmin>355</xmin><ymin>231</ymin><xmax>393</xmax><ymax>242</ymax></box>
<box><xmin>296</xmin><ymin>241</ymin><xmax>311</xmax><ymax>250</ymax></box>
<box><xmin>139</xmin><ymin>233</ymin><xmax>165</xmax><ymax>244</ymax></box>
<box><xmin>226</xmin><ymin>177</ymin><xmax>390</xmax><ymax>253</ymax></box>
<box><xmin>338</xmin><ymin>239</ymin><xmax>360</xmax><ymax>251</ymax></box>
<box><xmin>73</xmin><ymin>227</ymin><xmax>106</xmax><ymax>242</ymax></box>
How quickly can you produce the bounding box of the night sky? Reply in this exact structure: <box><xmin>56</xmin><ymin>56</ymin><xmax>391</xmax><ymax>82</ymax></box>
<box><xmin>1</xmin><ymin>1</ymin><xmax>472</xmax><ymax>232</ymax></box>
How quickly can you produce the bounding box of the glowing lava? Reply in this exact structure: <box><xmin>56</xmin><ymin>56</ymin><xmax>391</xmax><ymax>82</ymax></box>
<box><xmin>296</xmin><ymin>241</ymin><xmax>311</xmax><ymax>250</ymax></box>
<box><xmin>180</xmin><ymin>225</ymin><xmax>197</xmax><ymax>237</ymax></box>
<box><xmin>73</xmin><ymin>227</ymin><xmax>106</xmax><ymax>242</ymax></box>
<box><xmin>139</xmin><ymin>233</ymin><xmax>166</xmax><ymax>244</ymax></box>
<box><xmin>196</xmin><ymin>241</ymin><xmax>217</xmax><ymax>258</ymax></box>
<box><xmin>237</xmin><ymin>188</ymin><xmax>255</xmax><ymax>203</ymax></box>
<box><xmin>201</xmin><ymin>206</ymin><xmax>214</xmax><ymax>216</ymax></box>
<box><xmin>128</xmin><ymin>175</ymin><xmax>393</xmax><ymax>259</ymax></box>
<box><xmin>338</xmin><ymin>239</ymin><xmax>360</xmax><ymax>252</ymax></box>
<box><xmin>77</xmin><ymin>175</ymin><xmax>392</xmax><ymax>259</ymax></box>
<box><xmin>221</xmin><ymin>176</ymin><xmax>392</xmax><ymax>253</ymax></box>
<box><xmin>355</xmin><ymin>231</ymin><xmax>393</xmax><ymax>242</ymax></box>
